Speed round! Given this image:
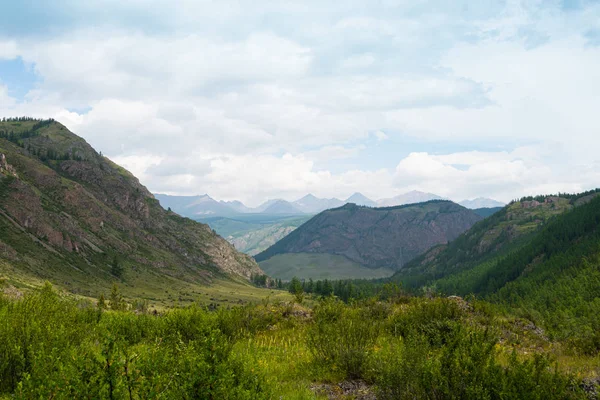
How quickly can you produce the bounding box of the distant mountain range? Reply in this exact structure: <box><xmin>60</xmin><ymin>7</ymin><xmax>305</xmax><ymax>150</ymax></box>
<box><xmin>376</xmin><ymin>190</ymin><xmax>443</xmax><ymax>207</ymax></box>
<box><xmin>155</xmin><ymin>191</ymin><xmax>505</xmax><ymax>219</ymax></box>
<box><xmin>346</xmin><ymin>192</ymin><xmax>377</xmax><ymax>207</ymax></box>
<box><xmin>459</xmin><ymin>197</ymin><xmax>505</xmax><ymax>209</ymax></box>
<box><xmin>262</xmin><ymin>199</ymin><xmax>303</xmax><ymax>214</ymax></box>
<box><xmin>293</xmin><ymin>194</ymin><xmax>344</xmax><ymax>213</ymax></box>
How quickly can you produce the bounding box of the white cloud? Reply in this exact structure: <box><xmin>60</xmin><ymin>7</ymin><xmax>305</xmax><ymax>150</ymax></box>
<box><xmin>373</xmin><ymin>130</ymin><xmax>389</xmax><ymax>141</ymax></box>
<box><xmin>0</xmin><ymin>41</ymin><xmax>18</xmax><ymax>59</ymax></box>
<box><xmin>1</xmin><ymin>0</ymin><xmax>599</xmax><ymax>205</ymax></box>
<box><xmin>0</xmin><ymin>85</ymin><xmax>15</xmax><ymax>108</ymax></box>
<box><xmin>393</xmin><ymin>147</ymin><xmax>597</xmax><ymax>202</ymax></box>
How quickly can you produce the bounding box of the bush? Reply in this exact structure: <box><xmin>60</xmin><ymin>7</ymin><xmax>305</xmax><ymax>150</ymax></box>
<box><xmin>0</xmin><ymin>286</ymin><xmax>274</xmax><ymax>399</ymax></box>
<box><xmin>307</xmin><ymin>297</ymin><xmax>380</xmax><ymax>379</ymax></box>
<box><xmin>217</xmin><ymin>303</ymin><xmax>281</xmax><ymax>340</ymax></box>
<box><xmin>375</xmin><ymin>325</ymin><xmax>582</xmax><ymax>400</ymax></box>
<box><xmin>388</xmin><ymin>297</ymin><xmax>464</xmax><ymax>346</ymax></box>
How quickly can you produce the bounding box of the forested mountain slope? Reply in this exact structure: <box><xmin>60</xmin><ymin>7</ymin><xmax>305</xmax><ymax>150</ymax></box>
<box><xmin>393</xmin><ymin>196</ymin><xmax>575</xmax><ymax>289</ymax></box>
<box><xmin>0</xmin><ymin>118</ymin><xmax>261</xmax><ymax>299</ymax></box>
<box><xmin>394</xmin><ymin>191</ymin><xmax>600</xmax><ymax>351</ymax></box>
<box><xmin>255</xmin><ymin>201</ymin><xmax>482</xmax><ymax>271</ymax></box>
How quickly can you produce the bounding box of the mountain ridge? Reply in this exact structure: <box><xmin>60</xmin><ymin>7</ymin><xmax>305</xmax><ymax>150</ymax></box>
<box><xmin>0</xmin><ymin>118</ymin><xmax>261</xmax><ymax>299</ymax></box>
<box><xmin>391</xmin><ymin>192</ymin><xmax>597</xmax><ymax>291</ymax></box>
<box><xmin>255</xmin><ymin>200</ymin><xmax>482</xmax><ymax>272</ymax></box>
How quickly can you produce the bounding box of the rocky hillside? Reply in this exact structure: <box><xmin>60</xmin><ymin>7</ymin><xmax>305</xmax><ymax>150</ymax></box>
<box><xmin>0</xmin><ymin>118</ymin><xmax>261</xmax><ymax>298</ymax></box>
<box><xmin>255</xmin><ymin>201</ymin><xmax>482</xmax><ymax>270</ymax></box>
<box><xmin>392</xmin><ymin>193</ymin><xmax>593</xmax><ymax>291</ymax></box>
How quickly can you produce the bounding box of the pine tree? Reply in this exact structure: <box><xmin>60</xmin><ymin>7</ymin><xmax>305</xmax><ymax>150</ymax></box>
<box><xmin>109</xmin><ymin>284</ymin><xmax>126</xmax><ymax>311</ymax></box>
<box><xmin>111</xmin><ymin>255</ymin><xmax>124</xmax><ymax>278</ymax></box>
<box><xmin>288</xmin><ymin>277</ymin><xmax>304</xmax><ymax>303</ymax></box>
<box><xmin>97</xmin><ymin>294</ymin><xmax>107</xmax><ymax>310</ymax></box>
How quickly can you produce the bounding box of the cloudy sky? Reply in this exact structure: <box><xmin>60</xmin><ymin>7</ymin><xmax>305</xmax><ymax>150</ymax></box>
<box><xmin>1</xmin><ymin>0</ymin><xmax>599</xmax><ymax>206</ymax></box>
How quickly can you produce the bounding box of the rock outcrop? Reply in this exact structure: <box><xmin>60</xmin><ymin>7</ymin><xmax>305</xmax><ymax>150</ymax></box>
<box><xmin>0</xmin><ymin>153</ymin><xmax>17</xmax><ymax>177</ymax></box>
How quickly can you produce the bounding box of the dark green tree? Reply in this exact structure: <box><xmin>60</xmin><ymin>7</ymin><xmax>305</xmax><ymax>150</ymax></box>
<box><xmin>111</xmin><ymin>255</ymin><xmax>124</xmax><ymax>279</ymax></box>
<box><xmin>288</xmin><ymin>277</ymin><xmax>304</xmax><ymax>303</ymax></box>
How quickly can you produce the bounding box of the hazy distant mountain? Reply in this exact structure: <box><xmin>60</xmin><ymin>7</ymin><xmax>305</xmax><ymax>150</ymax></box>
<box><xmin>254</xmin><ymin>199</ymin><xmax>285</xmax><ymax>213</ymax></box>
<box><xmin>459</xmin><ymin>198</ymin><xmax>505</xmax><ymax>209</ymax></box>
<box><xmin>345</xmin><ymin>192</ymin><xmax>376</xmax><ymax>207</ymax></box>
<box><xmin>262</xmin><ymin>200</ymin><xmax>304</xmax><ymax>214</ymax></box>
<box><xmin>155</xmin><ymin>194</ymin><xmax>238</xmax><ymax>217</ymax></box>
<box><xmin>292</xmin><ymin>194</ymin><xmax>344</xmax><ymax>213</ymax></box>
<box><xmin>220</xmin><ymin>200</ymin><xmax>252</xmax><ymax>213</ymax></box>
<box><xmin>376</xmin><ymin>190</ymin><xmax>443</xmax><ymax>207</ymax></box>
<box><xmin>255</xmin><ymin>201</ymin><xmax>482</xmax><ymax>271</ymax></box>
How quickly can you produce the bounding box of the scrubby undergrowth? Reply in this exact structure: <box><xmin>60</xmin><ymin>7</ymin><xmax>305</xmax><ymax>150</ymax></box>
<box><xmin>0</xmin><ymin>284</ymin><xmax>596</xmax><ymax>399</ymax></box>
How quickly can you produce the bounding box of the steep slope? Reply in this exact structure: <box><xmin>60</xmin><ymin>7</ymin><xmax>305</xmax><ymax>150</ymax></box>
<box><xmin>395</xmin><ymin>192</ymin><xmax>600</xmax><ymax>350</ymax></box>
<box><xmin>255</xmin><ymin>201</ymin><xmax>482</xmax><ymax>271</ymax></box>
<box><xmin>154</xmin><ymin>193</ymin><xmax>238</xmax><ymax>217</ymax></box>
<box><xmin>377</xmin><ymin>190</ymin><xmax>443</xmax><ymax>207</ymax></box>
<box><xmin>0</xmin><ymin>118</ymin><xmax>261</xmax><ymax>299</ymax></box>
<box><xmin>345</xmin><ymin>192</ymin><xmax>376</xmax><ymax>207</ymax></box>
<box><xmin>392</xmin><ymin>193</ymin><xmax>596</xmax><ymax>293</ymax></box>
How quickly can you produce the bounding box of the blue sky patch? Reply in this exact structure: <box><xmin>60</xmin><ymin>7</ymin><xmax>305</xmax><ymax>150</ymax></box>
<box><xmin>0</xmin><ymin>57</ymin><xmax>39</xmax><ymax>101</ymax></box>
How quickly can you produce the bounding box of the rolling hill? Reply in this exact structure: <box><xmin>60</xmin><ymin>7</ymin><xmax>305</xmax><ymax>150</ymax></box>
<box><xmin>0</xmin><ymin>118</ymin><xmax>261</xmax><ymax>302</ymax></box>
<box><xmin>255</xmin><ymin>201</ymin><xmax>482</xmax><ymax>277</ymax></box>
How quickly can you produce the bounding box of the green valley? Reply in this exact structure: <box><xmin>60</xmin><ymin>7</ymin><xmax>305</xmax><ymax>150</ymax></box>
<box><xmin>2</xmin><ymin>121</ymin><xmax>600</xmax><ymax>399</ymax></box>
<box><xmin>200</xmin><ymin>214</ymin><xmax>312</xmax><ymax>255</ymax></box>
<box><xmin>259</xmin><ymin>252</ymin><xmax>395</xmax><ymax>280</ymax></box>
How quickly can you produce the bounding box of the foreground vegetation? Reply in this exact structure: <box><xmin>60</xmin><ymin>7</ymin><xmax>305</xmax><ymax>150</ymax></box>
<box><xmin>1</xmin><ymin>283</ymin><xmax>596</xmax><ymax>399</ymax></box>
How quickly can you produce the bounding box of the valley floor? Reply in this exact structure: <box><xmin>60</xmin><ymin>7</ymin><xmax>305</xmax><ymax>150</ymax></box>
<box><xmin>0</xmin><ymin>258</ymin><xmax>292</xmax><ymax>309</ymax></box>
<box><xmin>259</xmin><ymin>252</ymin><xmax>395</xmax><ymax>281</ymax></box>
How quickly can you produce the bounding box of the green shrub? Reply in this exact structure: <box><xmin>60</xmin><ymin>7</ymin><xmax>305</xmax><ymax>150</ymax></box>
<box><xmin>0</xmin><ymin>286</ymin><xmax>274</xmax><ymax>399</ymax></box>
<box><xmin>307</xmin><ymin>297</ymin><xmax>380</xmax><ymax>379</ymax></box>
<box><xmin>388</xmin><ymin>297</ymin><xmax>464</xmax><ymax>346</ymax></box>
<box><xmin>375</xmin><ymin>325</ymin><xmax>582</xmax><ymax>400</ymax></box>
<box><xmin>217</xmin><ymin>303</ymin><xmax>281</xmax><ymax>340</ymax></box>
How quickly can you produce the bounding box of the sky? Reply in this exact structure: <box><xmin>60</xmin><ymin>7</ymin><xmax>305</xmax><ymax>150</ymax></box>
<box><xmin>0</xmin><ymin>0</ymin><xmax>599</xmax><ymax>207</ymax></box>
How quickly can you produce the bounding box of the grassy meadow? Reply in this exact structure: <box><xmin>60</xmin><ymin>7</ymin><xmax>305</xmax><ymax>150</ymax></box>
<box><xmin>259</xmin><ymin>253</ymin><xmax>395</xmax><ymax>281</ymax></box>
